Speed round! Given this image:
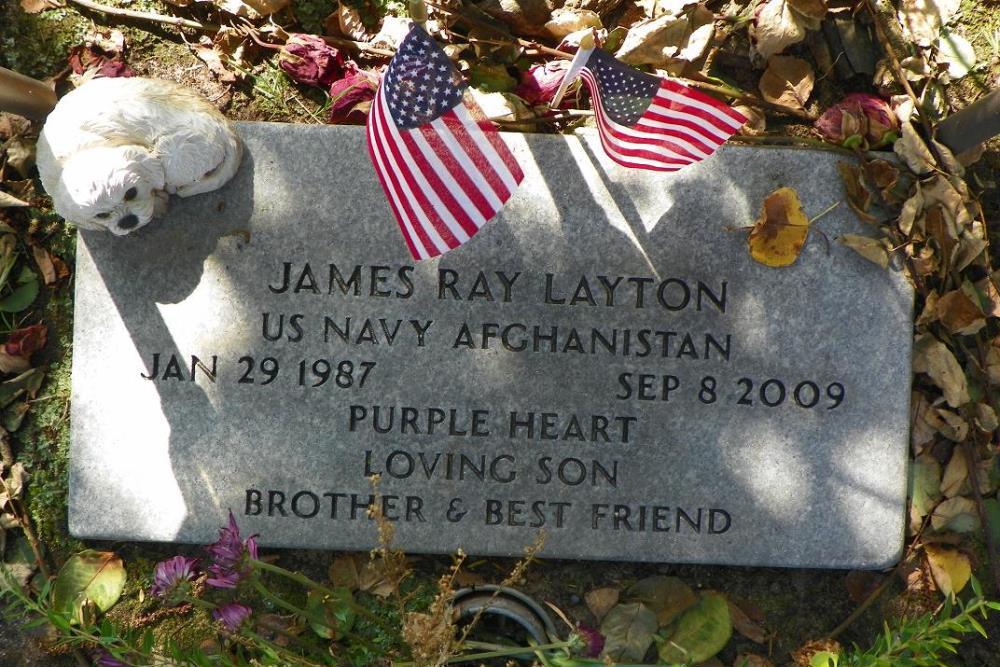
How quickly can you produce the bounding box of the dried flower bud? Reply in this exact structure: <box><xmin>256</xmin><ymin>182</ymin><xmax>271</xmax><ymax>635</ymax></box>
<box><xmin>815</xmin><ymin>94</ymin><xmax>898</xmax><ymax>149</ymax></box>
<box><xmin>279</xmin><ymin>34</ymin><xmax>356</xmax><ymax>88</ymax></box>
<box><xmin>848</xmin><ymin>93</ymin><xmax>899</xmax><ymax>147</ymax></box>
<box><xmin>328</xmin><ymin>71</ymin><xmax>380</xmax><ymax>125</ymax></box>
<box><xmin>515</xmin><ymin>61</ymin><xmax>576</xmax><ymax>108</ymax></box>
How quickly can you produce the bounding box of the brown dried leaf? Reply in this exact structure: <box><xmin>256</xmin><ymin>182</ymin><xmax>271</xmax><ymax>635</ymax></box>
<box><xmin>912</xmin><ymin>335</ymin><xmax>969</xmax><ymax>408</ymax></box>
<box><xmin>0</xmin><ymin>192</ymin><xmax>28</xmax><ymax>209</ymax></box>
<box><xmin>615</xmin><ymin>13</ymin><xmax>691</xmax><ymax>65</ymax></box>
<box><xmin>840</xmin><ymin>234</ymin><xmax>890</xmax><ymax>268</ymax></box>
<box><xmin>193</xmin><ymin>38</ymin><xmax>238</xmax><ymax>83</ymax></box>
<box><xmin>328</xmin><ymin>553</ymin><xmax>362</xmax><ymax>590</ymax></box>
<box><xmin>758</xmin><ymin>55</ymin><xmax>814</xmax><ymax>111</ymax></box>
<box><xmin>930</xmin><ymin>496</ymin><xmax>979</xmax><ymax>533</ymax></box>
<box><xmin>925</xmin><ymin>206</ymin><xmax>957</xmax><ymax>270</ymax></box>
<box><xmin>32</xmin><ymin>247</ymin><xmax>57</xmax><ymax>287</ymax></box>
<box><xmin>898</xmin><ymin>186</ymin><xmax>923</xmax><ymax>236</ymax></box>
<box><xmin>934</xmin><ymin>286</ymin><xmax>985</xmax><ymax>336</ymax></box>
<box><xmin>940</xmin><ymin>449</ymin><xmax>992</xmax><ymax>498</ymax></box>
<box><xmin>733</xmin><ymin>104</ymin><xmax>766</xmax><ymax>135</ymax></box>
<box><xmin>898</xmin><ymin>0</ymin><xmax>961</xmax><ymax>47</ymax></box>
<box><xmin>865</xmin><ymin>159</ymin><xmax>900</xmax><ymax>200</ymax></box>
<box><xmin>895</xmin><ymin>121</ymin><xmax>936</xmax><ymax>174</ymax></box>
<box><xmin>334</xmin><ymin>2</ymin><xmax>370</xmax><ymax>40</ymax></box>
<box><xmin>845</xmin><ymin>570</ymin><xmax>883</xmax><ymax>604</ymax></box>
<box><xmin>585</xmin><ymin>586</ymin><xmax>620</xmax><ymax>622</ymax></box>
<box><xmin>837</xmin><ymin>162</ymin><xmax>876</xmax><ymax>223</ymax></box>
<box><xmin>935</xmin><ymin>408</ymin><xmax>969</xmax><ymax>443</ymax></box>
<box><xmin>750</xmin><ymin>0</ymin><xmax>810</xmax><ymax>60</ymax></box>
<box><xmin>19</xmin><ymin>0</ymin><xmax>62</xmax><ymax>12</ymax></box>
<box><xmin>545</xmin><ymin>8</ymin><xmax>602</xmax><ymax>38</ymax></box>
<box><xmin>787</xmin><ymin>0</ymin><xmax>826</xmax><ymax>21</ymax></box>
<box><xmin>727</xmin><ymin>599</ymin><xmax>766</xmax><ymax>643</ymax></box>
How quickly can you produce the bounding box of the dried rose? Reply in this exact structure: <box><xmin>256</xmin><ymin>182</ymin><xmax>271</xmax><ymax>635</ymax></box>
<box><xmin>68</xmin><ymin>45</ymin><xmax>133</xmax><ymax>79</ymax></box>
<box><xmin>815</xmin><ymin>93</ymin><xmax>898</xmax><ymax>149</ymax></box>
<box><xmin>849</xmin><ymin>93</ymin><xmax>899</xmax><ymax>147</ymax></box>
<box><xmin>279</xmin><ymin>34</ymin><xmax>356</xmax><ymax>89</ymax></box>
<box><xmin>328</xmin><ymin>71</ymin><xmax>380</xmax><ymax>125</ymax></box>
<box><xmin>576</xmin><ymin>624</ymin><xmax>605</xmax><ymax>658</ymax></box>
<box><xmin>5</xmin><ymin>324</ymin><xmax>46</xmax><ymax>360</ymax></box>
<box><xmin>515</xmin><ymin>61</ymin><xmax>576</xmax><ymax>108</ymax></box>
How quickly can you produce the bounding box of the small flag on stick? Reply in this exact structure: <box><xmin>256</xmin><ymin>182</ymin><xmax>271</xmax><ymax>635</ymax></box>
<box><xmin>555</xmin><ymin>47</ymin><xmax>746</xmax><ymax>172</ymax></box>
<box><xmin>366</xmin><ymin>24</ymin><xmax>524</xmax><ymax>260</ymax></box>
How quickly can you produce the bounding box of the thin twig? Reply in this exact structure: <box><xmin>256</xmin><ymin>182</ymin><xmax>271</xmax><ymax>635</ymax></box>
<box><xmin>321</xmin><ymin>35</ymin><xmax>396</xmax><ymax>57</ymax></box>
<box><xmin>678</xmin><ymin>77</ymin><xmax>818</xmax><ymax>121</ymax></box>
<box><xmin>827</xmin><ymin>516</ymin><xmax>930</xmax><ymax>639</ymax></box>
<box><xmin>730</xmin><ymin>134</ymin><xmax>858</xmax><ymax>157</ymax></box>
<box><xmin>65</xmin><ymin>0</ymin><xmax>220</xmax><ymax>32</ymax></box>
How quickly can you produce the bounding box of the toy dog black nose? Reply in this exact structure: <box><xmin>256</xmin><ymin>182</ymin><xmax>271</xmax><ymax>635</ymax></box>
<box><xmin>118</xmin><ymin>214</ymin><xmax>139</xmax><ymax>230</ymax></box>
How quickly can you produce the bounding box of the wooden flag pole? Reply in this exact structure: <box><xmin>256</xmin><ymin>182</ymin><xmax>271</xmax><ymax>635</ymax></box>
<box><xmin>408</xmin><ymin>0</ymin><xmax>428</xmax><ymax>27</ymax></box>
<box><xmin>549</xmin><ymin>32</ymin><xmax>596</xmax><ymax>110</ymax></box>
<box><xmin>0</xmin><ymin>68</ymin><xmax>57</xmax><ymax>121</ymax></box>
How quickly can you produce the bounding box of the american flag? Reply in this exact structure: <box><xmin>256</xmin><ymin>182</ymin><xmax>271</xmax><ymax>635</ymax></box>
<box><xmin>578</xmin><ymin>49</ymin><xmax>746</xmax><ymax>171</ymax></box>
<box><xmin>366</xmin><ymin>24</ymin><xmax>524</xmax><ymax>260</ymax></box>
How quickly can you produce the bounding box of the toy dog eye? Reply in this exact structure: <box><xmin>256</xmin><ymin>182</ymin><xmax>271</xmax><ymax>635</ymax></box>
<box><xmin>124</xmin><ymin>187</ymin><xmax>137</xmax><ymax>201</ymax></box>
<box><xmin>95</xmin><ymin>212</ymin><xmax>111</xmax><ymax>219</ymax></box>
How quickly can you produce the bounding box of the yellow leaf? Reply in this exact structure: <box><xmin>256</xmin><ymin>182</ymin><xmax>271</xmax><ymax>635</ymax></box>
<box><xmin>748</xmin><ymin>187</ymin><xmax>811</xmax><ymax>267</ymax></box>
<box><xmin>924</xmin><ymin>544</ymin><xmax>971</xmax><ymax>600</ymax></box>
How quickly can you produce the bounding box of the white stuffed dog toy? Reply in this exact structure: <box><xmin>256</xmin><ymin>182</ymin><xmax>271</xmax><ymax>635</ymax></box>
<box><xmin>37</xmin><ymin>77</ymin><xmax>242</xmax><ymax>235</ymax></box>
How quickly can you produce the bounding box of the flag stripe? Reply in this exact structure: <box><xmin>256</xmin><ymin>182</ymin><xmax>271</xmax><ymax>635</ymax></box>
<box><xmin>373</xmin><ymin>89</ymin><xmax>453</xmax><ymax>256</ymax></box>
<box><xmin>660</xmin><ymin>79</ymin><xmax>748</xmax><ymax>128</ymax></box>
<box><xmin>461</xmin><ymin>99</ymin><xmax>525</xmax><ymax>185</ymax></box>
<box><xmin>366</xmin><ymin>91</ymin><xmax>429</xmax><ymax>259</ymax></box>
<box><xmin>375</xmin><ymin>93</ymin><xmax>463</xmax><ymax>250</ymax></box>
<box><xmin>398</xmin><ymin>127</ymin><xmax>479</xmax><ymax>240</ymax></box>
<box><xmin>417</xmin><ymin>124</ymin><xmax>495</xmax><ymax>223</ymax></box>
<box><xmin>583</xmin><ymin>72</ymin><xmax>702</xmax><ymax>167</ymax></box>
<box><xmin>365</xmin><ymin>23</ymin><xmax>524</xmax><ymax>259</ymax></box>
<box><xmin>580</xmin><ymin>58</ymin><xmax>745</xmax><ymax>173</ymax></box>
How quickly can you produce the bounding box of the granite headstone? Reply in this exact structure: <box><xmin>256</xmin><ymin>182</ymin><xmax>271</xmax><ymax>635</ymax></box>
<box><xmin>69</xmin><ymin>124</ymin><xmax>913</xmax><ymax>568</ymax></box>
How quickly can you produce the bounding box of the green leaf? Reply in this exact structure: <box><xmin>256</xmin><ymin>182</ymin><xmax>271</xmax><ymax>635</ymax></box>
<box><xmin>600</xmin><ymin>602</ymin><xmax>658</xmax><ymax>663</ymax></box>
<box><xmin>51</xmin><ymin>550</ymin><xmax>126</xmax><ymax>624</ymax></box>
<box><xmin>0</xmin><ymin>368</ymin><xmax>45</xmax><ymax>408</ymax></box>
<box><xmin>469</xmin><ymin>63</ymin><xmax>517</xmax><ymax>93</ymax></box>
<box><xmin>657</xmin><ymin>592</ymin><xmax>732</xmax><ymax>664</ymax></box>
<box><xmin>909</xmin><ymin>455</ymin><xmax>942</xmax><ymax>522</ymax></box>
<box><xmin>0</xmin><ymin>267</ymin><xmax>38</xmax><ymax>313</ymax></box>
<box><xmin>810</xmin><ymin>651</ymin><xmax>839</xmax><ymax>667</ymax></box>
<box><xmin>305</xmin><ymin>587</ymin><xmax>356</xmax><ymax>640</ymax></box>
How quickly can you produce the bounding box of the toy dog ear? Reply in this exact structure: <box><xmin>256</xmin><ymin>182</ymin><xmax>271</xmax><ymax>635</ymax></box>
<box><xmin>122</xmin><ymin>145</ymin><xmax>166</xmax><ymax>191</ymax></box>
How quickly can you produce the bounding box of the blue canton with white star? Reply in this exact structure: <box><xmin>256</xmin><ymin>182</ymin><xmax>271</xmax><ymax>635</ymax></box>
<box><xmin>383</xmin><ymin>24</ymin><xmax>466</xmax><ymax>130</ymax></box>
<box><xmin>588</xmin><ymin>49</ymin><xmax>660</xmax><ymax>126</ymax></box>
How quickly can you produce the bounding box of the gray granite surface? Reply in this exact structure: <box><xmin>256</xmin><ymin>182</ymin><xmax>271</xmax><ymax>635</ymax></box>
<box><xmin>69</xmin><ymin>123</ymin><xmax>913</xmax><ymax>568</ymax></box>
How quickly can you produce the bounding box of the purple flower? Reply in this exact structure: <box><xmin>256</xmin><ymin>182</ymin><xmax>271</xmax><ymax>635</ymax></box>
<box><xmin>151</xmin><ymin>555</ymin><xmax>199</xmax><ymax>598</ymax></box>
<box><xmin>93</xmin><ymin>650</ymin><xmax>128</xmax><ymax>667</ymax></box>
<box><xmin>576</xmin><ymin>624</ymin><xmax>605</xmax><ymax>658</ymax></box>
<box><xmin>205</xmin><ymin>510</ymin><xmax>259</xmax><ymax>588</ymax></box>
<box><xmin>212</xmin><ymin>602</ymin><xmax>252</xmax><ymax>632</ymax></box>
